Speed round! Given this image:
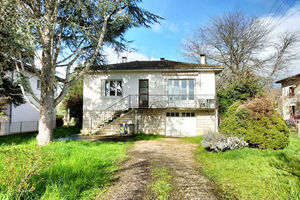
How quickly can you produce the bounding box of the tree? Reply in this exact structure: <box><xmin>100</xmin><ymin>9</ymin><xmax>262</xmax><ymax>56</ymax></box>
<box><xmin>0</xmin><ymin>60</ymin><xmax>25</xmax><ymax>115</ymax></box>
<box><xmin>62</xmin><ymin>78</ymin><xmax>83</xmax><ymax>125</ymax></box>
<box><xmin>217</xmin><ymin>72</ymin><xmax>263</xmax><ymax>115</ymax></box>
<box><xmin>182</xmin><ymin>11</ymin><xmax>299</xmax><ymax>86</ymax></box>
<box><xmin>0</xmin><ymin>0</ymin><xmax>161</xmax><ymax>146</ymax></box>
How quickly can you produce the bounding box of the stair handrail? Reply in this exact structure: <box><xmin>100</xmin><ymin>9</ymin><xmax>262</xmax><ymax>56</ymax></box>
<box><xmin>99</xmin><ymin>95</ymin><xmax>130</xmax><ymax>127</ymax></box>
<box><xmin>104</xmin><ymin>95</ymin><xmax>130</xmax><ymax>111</ymax></box>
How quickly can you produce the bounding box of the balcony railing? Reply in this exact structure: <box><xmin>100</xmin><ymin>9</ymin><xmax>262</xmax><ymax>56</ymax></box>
<box><xmin>128</xmin><ymin>95</ymin><xmax>216</xmax><ymax>109</ymax></box>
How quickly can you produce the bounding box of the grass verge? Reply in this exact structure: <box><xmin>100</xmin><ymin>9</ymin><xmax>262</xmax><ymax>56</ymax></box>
<box><xmin>0</xmin><ymin>127</ymin><xmax>131</xmax><ymax>200</ymax></box>
<box><xmin>184</xmin><ymin>135</ymin><xmax>300</xmax><ymax>200</ymax></box>
<box><xmin>133</xmin><ymin>133</ymin><xmax>164</xmax><ymax>141</ymax></box>
<box><xmin>148</xmin><ymin>167</ymin><xmax>173</xmax><ymax>200</ymax></box>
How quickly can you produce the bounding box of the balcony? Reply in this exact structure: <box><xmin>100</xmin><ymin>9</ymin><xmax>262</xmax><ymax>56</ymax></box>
<box><xmin>127</xmin><ymin>95</ymin><xmax>216</xmax><ymax>109</ymax></box>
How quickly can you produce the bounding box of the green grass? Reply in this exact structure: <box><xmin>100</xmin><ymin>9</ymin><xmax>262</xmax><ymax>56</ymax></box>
<box><xmin>0</xmin><ymin>127</ymin><xmax>131</xmax><ymax>199</ymax></box>
<box><xmin>0</xmin><ymin>127</ymin><xmax>80</xmax><ymax>147</ymax></box>
<box><xmin>149</xmin><ymin>167</ymin><xmax>173</xmax><ymax>200</ymax></box>
<box><xmin>133</xmin><ymin>133</ymin><xmax>164</xmax><ymax>141</ymax></box>
<box><xmin>185</xmin><ymin>135</ymin><xmax>300</xmax><ymax>200</ymax></box>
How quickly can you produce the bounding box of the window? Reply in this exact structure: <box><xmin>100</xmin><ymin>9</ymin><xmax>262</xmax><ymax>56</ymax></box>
<box><xmin>290</xmin><ymin>105</ymin><xmax>296</xmax><ymax>115</ymax></box>
<box><xmin>182</xmin><ymin>112</ymin><xmax>195</xmax><ymax>117</ymax></box>
<box><xmin>168</xmin><ymin>79</ymin><xmax>194</xmax><ymax>100</ymax></box>
<box><xmin>37</xmin><ymin>79</ymin><xmax>41</xmax><ymax>89</ymax></box>
<box><xmin>105</xmin><ymin>80</ymin><xmax>122</xmax><ymax>97</ymax></box>
<box><xmin>166</xmin><ymin>112</ymin><xmax>180</xmax><ymax>117</ymax></box>
<box><xmin>289</xmin><ymin>87</ymin><xmax>295</xmax><ymax>97</ymax></box>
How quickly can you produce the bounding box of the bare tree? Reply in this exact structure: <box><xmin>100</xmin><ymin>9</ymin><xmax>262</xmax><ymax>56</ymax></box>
<box><xmin>182</xmin><ymin>11</ymin><xmax>299</xmax><ymax>86</ymax></box>
<box><xmin>0</xmin><ymin>0</ymin><xmax>161</xmax><ymax>146</ymax></box>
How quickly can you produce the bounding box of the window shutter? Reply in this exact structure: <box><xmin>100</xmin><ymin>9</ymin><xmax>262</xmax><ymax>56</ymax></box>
<box><xmin>102</xmin><ymin>80</ymin><xmax>105</xmax><ymax>97</ymax></box>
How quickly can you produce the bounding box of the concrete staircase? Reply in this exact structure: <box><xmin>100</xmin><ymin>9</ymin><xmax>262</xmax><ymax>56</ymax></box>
<box><xmin>95</xmin><ymin>109</ymin><xmax>135</xmax><ymax>135</ymax></box>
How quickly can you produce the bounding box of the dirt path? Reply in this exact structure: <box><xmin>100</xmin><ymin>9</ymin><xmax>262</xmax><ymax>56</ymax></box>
<box><xmin>99</xmin><ymin>138</ymin><xmax>218</xmax><ymax>200</ymax></box>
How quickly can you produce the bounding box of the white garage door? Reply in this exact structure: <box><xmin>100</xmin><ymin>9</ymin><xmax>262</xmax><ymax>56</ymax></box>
<box><xmin>166</xmin><ymin>112</ymin><xmax>196</xmax><ymax>137</ymax></box>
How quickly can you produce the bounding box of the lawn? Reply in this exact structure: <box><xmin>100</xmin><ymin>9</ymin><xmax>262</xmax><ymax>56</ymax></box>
<box><xmin>184</xmin><ymin>135</ymin><xmax>300</xmax><ymax>200</ymax></box>
<box><xmin>0</xmin><ymin>127</ymin><xmax>132</xmax><ymax>200</ymax></box>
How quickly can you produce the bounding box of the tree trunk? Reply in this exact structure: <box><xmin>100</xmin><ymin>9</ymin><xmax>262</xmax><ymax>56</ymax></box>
<box><xmin>37</xmin><ymin>91</ymin><xmax>54</xmax><ymax>146</ymax></box>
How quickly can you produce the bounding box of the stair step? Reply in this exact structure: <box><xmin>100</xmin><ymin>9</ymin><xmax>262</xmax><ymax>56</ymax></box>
<box><xmin>91</xmin><ymin>109</ymin><xmax>134</xmax><ymax>134</ymax></box>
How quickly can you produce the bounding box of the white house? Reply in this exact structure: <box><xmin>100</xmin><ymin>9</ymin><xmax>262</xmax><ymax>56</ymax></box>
<box><xmin>276</xmin><ymin>73</ymin><xmax>300</xmax><ymax>124</ymax></box>
<box><xmin>82</xmin><ymin>57</ymin><xmax>223</xmax><ymax>137</ymax></box>
<box><xmin>0</xmin><ymin>69</ymin><xmax>56</xmax><ymax>136</ymax></box>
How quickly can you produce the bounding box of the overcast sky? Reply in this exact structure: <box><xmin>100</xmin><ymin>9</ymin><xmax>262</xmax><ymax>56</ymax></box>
<box><xmin>105</xmin><ymin>0</ymin><xmax>300</xmax><ymax>80</ymax></box>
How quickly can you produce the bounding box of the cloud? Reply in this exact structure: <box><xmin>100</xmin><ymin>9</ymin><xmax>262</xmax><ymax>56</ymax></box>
<box><xmin>104</xmin><ymin>47</ymin><xmax>157</xmax><ymax>64</ymax></box>
<box><xmin>260</xmin><ymin>2</ymin><xmax>300</xmax><ymax>79</ymax></box>
<box><xmin>151</xmin><ymin>20</ymin><xmax>179</xmax><ymax>34</ymax></box>
<box><xmin>152</xmin><ymin>23</ymin><xmax>162</xmax><ymax>33</ymax></box>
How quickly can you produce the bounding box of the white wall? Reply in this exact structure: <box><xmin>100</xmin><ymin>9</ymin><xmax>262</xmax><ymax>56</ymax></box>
<box><xmin>281</xmin><ymin>83</ymin><xmax>300</xmax><ymax>120</ymax></box>
<box><xmin>83</xmin><ymin>71</ymin><xmax>216</xmax><ymax>111</ymax></box>
<box><xmin>10</xmin><ymin>71</ymin><xmax>41</xmax><ymax>122</ymax></box>
<box><xmin>0</xmin><ymin>71</ymin><xmax>56</xmax><ymax>136</ymax></box>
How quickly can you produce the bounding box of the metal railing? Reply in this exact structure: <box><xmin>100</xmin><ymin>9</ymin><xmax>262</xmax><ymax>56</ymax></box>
<box><xmin>128</xmin><ymin>95</ymin><xmax>216</xmax><ymax>109</ymax></box>
<box><xmin>85</xmin><ymin>95</ymin><xmax>130</xmax><ymax>133</ymax></box>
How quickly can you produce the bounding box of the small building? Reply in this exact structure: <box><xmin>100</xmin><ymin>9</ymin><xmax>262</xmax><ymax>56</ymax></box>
<box><xmin>276</xmin><ymin>73</ymin><xmax>300</xmax><ymax>124</ymax></box>
<box><xmin>82</xmin><ymin>57</ymin><xmax>223</xmax><ymax>136</ymax></box>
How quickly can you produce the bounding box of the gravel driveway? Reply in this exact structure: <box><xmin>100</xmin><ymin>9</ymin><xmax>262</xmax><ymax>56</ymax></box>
<box><xmin>98</xmin><ymin>138</ymin><xmax>218</xmax><ymax>200</ymax></box>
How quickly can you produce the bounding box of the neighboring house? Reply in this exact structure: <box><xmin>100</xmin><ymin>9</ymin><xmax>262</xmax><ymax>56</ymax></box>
<box><xmin>82</xmin><ymin>57</ymin><xmax>223</xmax><ymax>136</ymax></box>
<box><xmin>276</xmin><ymin>73</ymin><xmax>300</xmax><ymax>124</ymax></box>
<box><xmin>0</xmin><ymin>69</ymin><xmax>56</xmax><ymax>136</ymax></box>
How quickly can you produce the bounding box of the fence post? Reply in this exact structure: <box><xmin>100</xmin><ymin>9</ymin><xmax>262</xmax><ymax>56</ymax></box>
<box><xmin>8</xmin><ymin>121</ymin><xmax>11</xmax><ymax>134</ymax></box>
<box><xmin>20</xmin><ymin>122</ymin><xmax>22</xmax><ymax>133</ymax></box>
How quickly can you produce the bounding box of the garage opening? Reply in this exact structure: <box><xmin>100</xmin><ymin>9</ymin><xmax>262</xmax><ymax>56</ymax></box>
<box><xmin>166</xmin><ymin>112</ymin><xmax>196</xmax><ymax>136</ymax></box>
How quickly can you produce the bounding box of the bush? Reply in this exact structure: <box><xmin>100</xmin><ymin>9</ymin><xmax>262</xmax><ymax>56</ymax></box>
<box><xmin>202</xmin><ymin>133</ymin><xmax>248</xmax><ymax>152</ymax></box>
<box><xmin>56</xmin><ymin>115</ymin><xmax>64</xmax><ymax>127</ymax></box>
<box><xmin>63</xmin><ymin>95</ymin><xmax>82</xmax><ymax>125</ymax></box>
<box><xmin>220</xmin><ymin>95</ymin><xmax>290</xmax><ymax>149</ymax></box>
<box><xmin>217</xmin><ymin>73</ymin><xmax>263</xmax><ymax>115</ymax></box>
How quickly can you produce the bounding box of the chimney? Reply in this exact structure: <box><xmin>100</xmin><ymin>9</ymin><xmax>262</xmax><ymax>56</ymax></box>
<box><xmin>122</xmin><ymin>56</ymin><xmax>127</xmax><ymax>63</ymax></box>
<box><xmin>200</xmin><ymin>54</ymin><xmax>206</xmax><ymax>64</ymax></box>
<box><xmin>160</xmin><ymin>58</ymin><xmax>165</xmax><ymax>61</ymax></box>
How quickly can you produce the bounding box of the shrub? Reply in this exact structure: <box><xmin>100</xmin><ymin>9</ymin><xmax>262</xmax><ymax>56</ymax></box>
<box><xmin>217</xmin><ymin>73</ymin><xmax>263</xmax><ymax>115</ymax></box>
<box><xmin>220</xmin><ymin>95</ymin><xmax>290</xmax><ymax>149</ymax></box>
<box><xmin>202</xmin><ymin>133</ymin><xmax>248</xmax><ymax>152</ymax></box>
<box><xmin>56</xmin><ymin>115</ymin><xmax>64</xmax><ymax>127</ymax></box>
<box><xmin>243</xmin><ymin>95</ymin><xmax>274</xmax><ymax>118</ymax></box>
<box><xmin>63</xmin><ymin>95</ymin><xmax>83</xmax><ymax>125</ymax></box>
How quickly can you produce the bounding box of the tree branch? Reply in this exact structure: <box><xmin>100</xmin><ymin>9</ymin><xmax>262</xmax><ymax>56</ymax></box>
<box><xmin>14</xmin><ymin>61</ymin><xmax>40</xmax><ymax>111</ymax></box>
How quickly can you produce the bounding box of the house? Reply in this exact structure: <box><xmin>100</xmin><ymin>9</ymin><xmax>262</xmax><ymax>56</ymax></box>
<box><xmin>82</xmin><ymin>57</ymin><xmax>223</xmax><ymax>136</ymax></box>
<box><xmin>276</xmin><ymin>73</ymin><xmax>300</xmax><ymax>124</ymax></box>
<box><xmin>0</xmin><ymin>68</ymin><xmax>56</xmax><ymax>136</ymax></box>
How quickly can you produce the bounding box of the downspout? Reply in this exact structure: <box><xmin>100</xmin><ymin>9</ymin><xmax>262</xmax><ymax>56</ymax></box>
<box><xmin>215</xmin><ymin>70</ymin><xmax>219</xmax><ymax>133</ymax></box>
<box><xmin>215</xmin><ymin>108</ymin><xmax>219</xmax><ymax>133</ymax></box>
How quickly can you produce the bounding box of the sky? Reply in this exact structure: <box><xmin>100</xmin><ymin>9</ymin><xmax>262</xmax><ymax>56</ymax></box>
<box><xmin>104</xmin><ymin>0</ymin><xmax>300</xmax><ymax>80</ymax></box>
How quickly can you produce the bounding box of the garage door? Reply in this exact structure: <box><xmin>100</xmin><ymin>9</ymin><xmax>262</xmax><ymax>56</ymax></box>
<box><xmin>166</xmin><ymin>112</ymin><xmax>196</xmax><ymax>136</ymax></box>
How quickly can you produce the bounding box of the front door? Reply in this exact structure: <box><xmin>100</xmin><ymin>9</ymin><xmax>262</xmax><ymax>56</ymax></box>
<box><xmin>139</xmin><ymin>79</ymin><xmax>149</xmax><ymax>108</ymax></box>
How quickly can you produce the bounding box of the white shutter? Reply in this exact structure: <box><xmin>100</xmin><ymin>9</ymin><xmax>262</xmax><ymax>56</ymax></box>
<box><xmin>102</xmin><ymin>80</ymin><xmax>106</xmax><ymax>97</ymax></box>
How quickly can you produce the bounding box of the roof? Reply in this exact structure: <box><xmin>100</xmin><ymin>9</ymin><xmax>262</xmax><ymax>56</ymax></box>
<box><xmin>90</xmin><ymin>60</ymin><xmax>223</xmax><ymax>72</ymax></box>
<box><xmin>275</xmin><ymin>73</ymin><xmax>300</xmax><ymax>84</ymax></box>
